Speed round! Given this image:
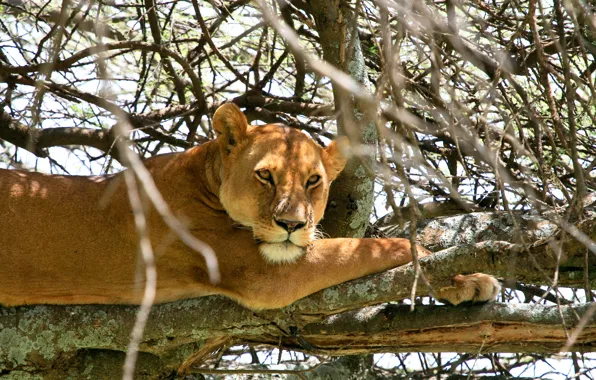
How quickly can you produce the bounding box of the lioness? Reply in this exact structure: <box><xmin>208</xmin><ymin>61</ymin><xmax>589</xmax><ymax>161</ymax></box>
<box><xmin>0</xmin><ymin>103</ymin><xmax>499</xmax><ymax>309</ymax></box>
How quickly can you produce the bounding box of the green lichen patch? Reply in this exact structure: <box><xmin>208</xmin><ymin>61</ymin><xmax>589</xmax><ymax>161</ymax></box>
<box><xmin>347</xmin><ymin>280</ymin><xmax>377</xmax><ymax>301</ymax></box>
<box><xmin>0</xmin><ymin>305</ymin><xmax>125</xmax><ymax>369</ymax></box>
<box><xmin>322</xmin><ymin>288</ymin><xmax>341</xmax><ymax>307</ymax></box>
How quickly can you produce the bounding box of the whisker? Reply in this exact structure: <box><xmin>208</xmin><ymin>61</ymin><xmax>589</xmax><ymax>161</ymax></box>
<box><xmin>313</xmin><ymin>226</ymin><xmax>329</xmax><ymax>240</ymax></box>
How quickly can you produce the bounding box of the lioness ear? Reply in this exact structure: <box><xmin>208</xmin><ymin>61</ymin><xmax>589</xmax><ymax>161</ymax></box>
<box><xmin>213</xmin><ymin>103</ymin><xmax>248</xmax><ymax>155</ymax></box>
<box><xmin>323</xmin><ymin>137</ymin><xmax>349</xmax><ymax>181</ymax></box>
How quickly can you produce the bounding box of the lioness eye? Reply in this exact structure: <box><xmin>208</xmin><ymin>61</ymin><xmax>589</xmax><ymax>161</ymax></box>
<box><xmin>256</xmin><ymin>170</ymin><xmax>274</xmax><ymax>185</ymax></box>
<box><xmin>306</xmin><ymin>174</ymin><xmax>321</xmax><ymax>188</ymax></box>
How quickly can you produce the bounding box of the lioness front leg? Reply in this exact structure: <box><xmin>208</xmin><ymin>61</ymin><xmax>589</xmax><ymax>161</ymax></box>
<box><xmin>226</xmin><ymin>238</ymin><xmax>499</xmax><ymax>309</ymax></box>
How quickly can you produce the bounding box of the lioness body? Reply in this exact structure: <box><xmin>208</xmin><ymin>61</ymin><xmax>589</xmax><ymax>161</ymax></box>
<box><xmin>0</xmin><ymin>104</ymin><xmax>499</xmax><ymax>309</ymax></box>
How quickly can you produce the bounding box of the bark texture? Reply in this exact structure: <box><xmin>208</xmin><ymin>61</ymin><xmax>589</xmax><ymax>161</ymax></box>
<box><xmin>2</xmin><ymin>300</ymin><xmax>596</xmax><ymax>378</ymax></box>
<box><xmin>309</xmin><ymin>0</ymin><xmax>377</xmax><ymax>239</ymax></box>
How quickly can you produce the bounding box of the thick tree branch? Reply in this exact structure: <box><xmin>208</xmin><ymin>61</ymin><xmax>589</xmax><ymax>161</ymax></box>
<box><xmin>3</xmin><ymin>300</ymin><xmax>595</xmax><ymax>377</ymax></box>
<box><xmin>379</xmin><ymin>210</ymin><xmax>559</xmax><ymax>250</ymax></box>
<box><xmin>295</xmin><ymin>303</ymin><xmax>596</xmax><ymax>354</ymax></box>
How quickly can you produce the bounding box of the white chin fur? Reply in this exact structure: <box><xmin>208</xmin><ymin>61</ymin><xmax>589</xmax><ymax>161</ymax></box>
<box><xmin>259</xmin><ymin>242</ymin><xmax>305</xmax><ymax>263</ymax></box>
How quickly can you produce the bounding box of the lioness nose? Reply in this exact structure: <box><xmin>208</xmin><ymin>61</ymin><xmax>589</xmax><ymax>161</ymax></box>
<box><xmin>274</xmin><ymin>218</ymin><xmax>306</xmax><ymax>233</ymax></box>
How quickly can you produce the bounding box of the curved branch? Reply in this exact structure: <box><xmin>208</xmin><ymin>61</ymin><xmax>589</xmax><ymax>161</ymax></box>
<box><xmin>0</xmin><ymin>41</ymin><xmax>204</xmax><ymax>102</ymax></box>
<box><xmin>0</xmin><ymin>109</ymin><xmax>114</xmax><ymax>156</ymax></box>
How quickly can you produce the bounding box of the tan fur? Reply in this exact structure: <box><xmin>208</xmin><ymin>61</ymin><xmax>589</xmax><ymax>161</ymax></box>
<box><xmin>0</xmin><ymin>103</ymin><xmax>499</xmax><ymax>309</ymax></box>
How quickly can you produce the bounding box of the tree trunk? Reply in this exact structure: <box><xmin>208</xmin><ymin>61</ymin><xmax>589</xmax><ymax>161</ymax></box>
<box><xmin>308</xmin><ymin>0</ymin><xmax>377</xmax><ymax>238</ymax></box>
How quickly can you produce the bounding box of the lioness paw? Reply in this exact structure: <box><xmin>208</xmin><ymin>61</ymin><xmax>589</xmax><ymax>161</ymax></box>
<box><xmin>437</xmin><ymin>273</ymin><xmax>500</xmax><ymax>305</ymax></box>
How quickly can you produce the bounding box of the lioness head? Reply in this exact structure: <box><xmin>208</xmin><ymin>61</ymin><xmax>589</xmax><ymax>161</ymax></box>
<box><xmin>213</xmin><ymin>103</ymin><xmax>347</xmax><ymax>263</ymax></box>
